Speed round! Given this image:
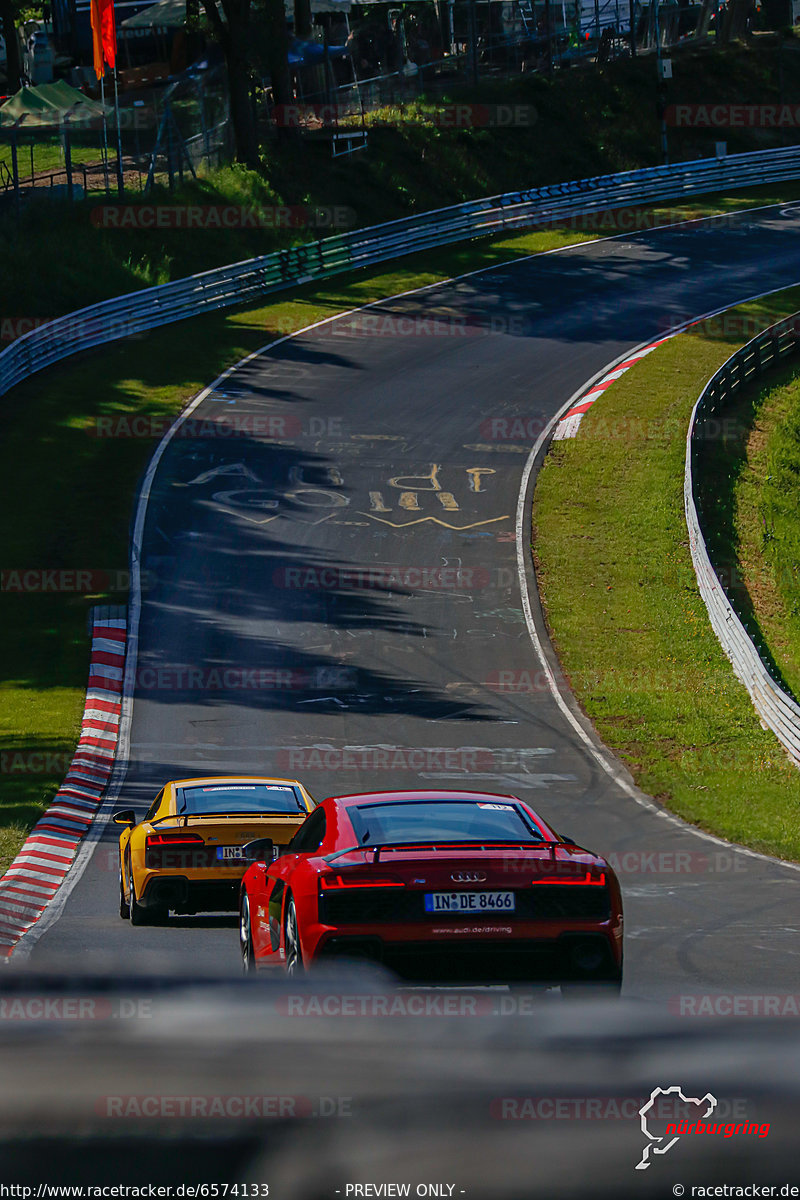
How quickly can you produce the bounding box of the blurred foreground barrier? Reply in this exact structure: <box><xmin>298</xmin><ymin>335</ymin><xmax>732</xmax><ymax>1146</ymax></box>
<box><xmin>0</xmin><ymin>971</ymin><xmax>798</xmax><ymax>1193</ymax></box>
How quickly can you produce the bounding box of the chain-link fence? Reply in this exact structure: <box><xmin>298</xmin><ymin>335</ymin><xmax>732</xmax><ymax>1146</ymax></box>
<box><xmin>0</xmin><ymin>61</ymin><xmax>232</xmax><ymax>206</ymax></box>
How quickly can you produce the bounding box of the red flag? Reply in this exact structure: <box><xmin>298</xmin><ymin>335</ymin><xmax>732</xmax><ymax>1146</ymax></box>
<box><xmin>90</xmin><ymin>0</ymin><xmax>117</xmax><ymax>79</ymax></box>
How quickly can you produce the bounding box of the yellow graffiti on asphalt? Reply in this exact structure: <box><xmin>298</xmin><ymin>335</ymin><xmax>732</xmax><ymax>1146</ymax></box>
<box><xmin>387</xmin><ymin>464</ymin><xmax>442</xmax><ymax>492</ymax></box>
<box><xmin>361</xmin><ymin>462</ymin><xmax>506</xmax><ymax>528</ymax></box>
<box><xmin>465</xmin><ymin>468</ymin><xmax>496</xmax><ymax>492</ymax></box>
<box><xmin>357</xmin><ymin>513</ymin><xmax>510</xmax><ymax>530</ymax></box>
<box><xmin>202</xmin><ymin>460</ymin><xmax>506</xmax><ymax>530</ymax></box>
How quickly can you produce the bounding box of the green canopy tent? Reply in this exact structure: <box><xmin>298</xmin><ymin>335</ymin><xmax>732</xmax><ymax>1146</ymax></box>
<box><xmin>0</xmin><ymin>81</ymin><xmax>110</xmax><ymax>204</ymax></box>
<box><xmin>0</xmin><ymin>80</ymin><xmax>109</xmax><ymax>127</ymax></box>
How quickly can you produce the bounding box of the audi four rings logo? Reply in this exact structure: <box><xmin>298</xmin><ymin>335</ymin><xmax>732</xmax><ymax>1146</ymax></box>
<box><xmin>451</xmin><ymin>871</ymin><xmax>487</xmax><ymax>882</ymax></box>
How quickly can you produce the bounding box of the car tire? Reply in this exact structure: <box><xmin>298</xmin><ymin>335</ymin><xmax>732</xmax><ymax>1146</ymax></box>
<box><xmin>240</xmin><ymin>894</ymin><xmax>256</xmax><ymax>974</ymax></box>
<box><xmin>284</xmin><ymin>896</ymin><xmax>304</xmax><ymax>977</ymax></box>
<box><xmin>128</xmin><ymin>858</ymin><xmax>165</xmax><ymax>927</ymax></box>
<box><xmin>118</xmin><ymin>864</ymin><xmax>130</xmax><ymax>920</ymax></box>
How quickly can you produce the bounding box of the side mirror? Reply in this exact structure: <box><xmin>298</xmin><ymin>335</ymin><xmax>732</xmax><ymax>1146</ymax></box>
<box><xmin>559</xmin><ymin>835</ymin><xmax>577</xmax><ymax>846</ymax></box>
<box><xmin>243</xmin><ymin>837</ymin><xmax>275</xmax><ymax>863</ymax></box>
<box><xmin>113</xmin><ymin>809</ymin><xmax>136</xmax><ymax>827</ymax></box>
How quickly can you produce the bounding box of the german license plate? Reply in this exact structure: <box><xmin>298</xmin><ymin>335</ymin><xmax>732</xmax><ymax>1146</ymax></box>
<box><xmin>215</xmin><ymin>846</ymin><xmax>246</xmax><ymax>863</ymax></box>
<box><xmin>424</xmin><ymin>891</ymin><xmax>515</xmax><ymax>913</ymax></box>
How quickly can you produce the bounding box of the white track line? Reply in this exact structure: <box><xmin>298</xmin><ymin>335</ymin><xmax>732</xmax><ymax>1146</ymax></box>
<box><xmin>515</xmin><ymin>287</ymin><xmax>800</xmax><ymax>874</ymax></box>
<box><xmin>10</xmin><ymin>198</ymin><xmax>800</xmax><ymax>958</ymax></box>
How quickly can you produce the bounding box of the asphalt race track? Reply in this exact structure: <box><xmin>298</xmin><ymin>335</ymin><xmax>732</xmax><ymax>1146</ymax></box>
<box><xmin>28</xmin><ymin>204</ymin><xmax>800</xmax><ymax>999</ymax></box>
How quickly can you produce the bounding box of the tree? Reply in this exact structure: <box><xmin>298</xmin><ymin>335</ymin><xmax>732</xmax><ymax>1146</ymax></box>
<box><xmin>718</xmin><ymin>0</ymin><xmax>753</xmax><ymax>39</ymax></box>
<box><xmin>259</xmin><ymin>0</ymin><xmax>293</xmax><ymax>140</ymax></box>
<box><xmin>199</xmin><ymin>0</ymin><xmax>293</xmax><ymax>167</ymax></box>
<box><xmin>294</xmin><ymin>0</ymin><xmax>311</xmax><ymax>39</ymax></box>
<box><xmin>200</xmin><ymin>0</ymin><xmax>258</xmax><ymax>166</ymax></box>
<box><xmin>0</xmin><ymin>0</ymin><xmax>23</xmax><ymax>94</ymax></box>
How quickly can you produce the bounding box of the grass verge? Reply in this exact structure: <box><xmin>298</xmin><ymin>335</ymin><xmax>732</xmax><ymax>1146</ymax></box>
<box><xmin>3</xmin><ymin>192</ymin><xmax>800</xmax><ymax>876</ymax></box>
<box><xmin>533</xmin><ymin>286</ymin><xmax>800</xmax><ymax>862</ymax></box>
<box><xmin>700</xmin><ymin>359</ymin><xmax>800</xmax><ymax>704</ymax></box>
<box><xmin>743</xmin><ymin>370</ymin><xmax>800</xmax><ymax>696</ymax></box>
<box><xmin>5</xmin><ymin>35</ymin><xmax>800</xmax><ymax>318</ymax></box>
<box><xmin>0</xmin><ymin>219</ymin><xmax>603</xmax><ymax>876</ymax></box>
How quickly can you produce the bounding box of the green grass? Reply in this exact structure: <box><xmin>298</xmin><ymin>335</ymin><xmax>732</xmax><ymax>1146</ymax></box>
<box><xmin>533</xmin><ymin>287</ymin><xmax>800</xmax><ymax>862</ymax></box>
<box><xmin>755</xmin><ymin>373</ymin><xmax>800</xmax><ymax>641</ymax></box>
<box><xmin>3</xmin><ymin>189</ymin><xmax>800</xmax><ymax>878</ymax></box>
<box><xmin>702</xmin><ymin>362</ymin><xmax>800</xmax><ymax>705</ymax></box>
<box><xmin>4</xmin><ymin>36</ymin><xmax>800</xmax><ymax>320</ymax></box>
<box><xmin>3</xmin><ymin>36</ymin><xmax>800</xmax><ymax>882</ymax></box>
<box><xmin>0</xmin><ymin>220</ymin><xmax>606</xmax><ymax>876</ymax></box>
<box><xmin>0</xmin><ymin>133</ymin><xmax>107</xmax><ymax>178</ymax></box>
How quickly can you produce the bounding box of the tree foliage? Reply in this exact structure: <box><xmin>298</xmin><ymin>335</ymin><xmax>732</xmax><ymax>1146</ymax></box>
<box><xmin>0</xmin><ymin>0</ymin><xmax>23</xmax><ymax>94</ymax></box>
<box><xmin>199</xmin><ymin>0</ymin><xmax>292</xmax><ymax>168</ymax></box>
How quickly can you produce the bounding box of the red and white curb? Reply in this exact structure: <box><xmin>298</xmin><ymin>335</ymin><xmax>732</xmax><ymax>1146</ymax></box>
<box><xmin>0</xmin><ymin>611</ymin><xmax>126</xmax><ymax>960</ymax></box>
<box><xmin>552</xmin><ymin>336</ymin><xmax>671</xmax><ymax>440</ymax></box>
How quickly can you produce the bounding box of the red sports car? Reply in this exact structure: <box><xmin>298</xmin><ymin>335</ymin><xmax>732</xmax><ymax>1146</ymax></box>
<box><xmin>238</xmin><ymin>789</ymin><xmax>623</xmax><ymax>989</ymax></box>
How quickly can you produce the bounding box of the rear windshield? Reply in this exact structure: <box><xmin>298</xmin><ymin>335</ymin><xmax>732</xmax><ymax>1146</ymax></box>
<box><xmin>178</xmin><ymin>784</ymin><xmax>305</xmax><ymax>815</ymax></box>
<box><xmin>347</xmin><ymin>800</ymin><xmax>544</xmax><ymax>845</ymax></box>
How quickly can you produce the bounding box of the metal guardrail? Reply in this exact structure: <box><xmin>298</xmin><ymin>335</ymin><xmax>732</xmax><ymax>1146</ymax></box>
<box><xmin>685</xmin><ymin>313</ymin><xmax>800</xmax><ymax>766</ymax></box>
<box><xmin>3</xmin><ymin>144</ymin><xmax>800</xmax><ymax>399</ymax></box>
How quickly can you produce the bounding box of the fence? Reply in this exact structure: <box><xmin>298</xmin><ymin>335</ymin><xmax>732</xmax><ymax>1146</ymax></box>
<box><xmin>685</xmin><ymin>314</ymin><xmax>800</xmax><ymax>766</ymax></box>
<box><xmin>4</xmin><ymin>144</ymin><xmax>800</xmax><ymax>398</ymax></box>
<box><xmin>0</xmin><ymin>62</ymin><xmax>232</xmax><ymax>203</ymax></box>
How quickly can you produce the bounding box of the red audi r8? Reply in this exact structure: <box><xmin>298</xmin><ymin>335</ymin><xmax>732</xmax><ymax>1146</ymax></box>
<box><xmin>238</xmin><ymin>790</ymin><xmax>623</xmax><ymax>989</ymax></box>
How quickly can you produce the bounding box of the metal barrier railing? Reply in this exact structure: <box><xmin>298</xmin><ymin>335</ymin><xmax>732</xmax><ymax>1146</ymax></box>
<box><xmin>3</xmin><ymin>144</ymin><xmax>800</xmax><ymax>401</ymax></box>
<box><xmin>685</xmin><ymin>313</ymin><xmax>800</xmax><ymax>765</ymax></box>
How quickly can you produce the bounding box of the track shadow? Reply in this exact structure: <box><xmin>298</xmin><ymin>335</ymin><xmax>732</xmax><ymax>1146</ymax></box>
<box><xmin>136</xmin><ymin>430</ymin><xmax>501</xmax><ymax>721</ymax></box>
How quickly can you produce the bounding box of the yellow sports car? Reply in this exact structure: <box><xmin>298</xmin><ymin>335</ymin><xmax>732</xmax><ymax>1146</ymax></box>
<box><xmin>115</xmin><ymin>775</ymin><xmax>315</xmax><ymax>925</ymax></box>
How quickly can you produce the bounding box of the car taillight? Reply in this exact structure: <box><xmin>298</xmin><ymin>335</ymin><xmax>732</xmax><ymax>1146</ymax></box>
<box><xmin>145</xmin><ymin>832</ymin><xmax>205</xmax><ymax>849</ymax></box>
<box><xmin>531</xmin><ymin>871</ymin><xmax>606</xmax><ymax>886</ymax></box>
<box><xmin>320</xmin><ymin>873</ymin><xmax>404</xmax><ymax>890</ymax></box>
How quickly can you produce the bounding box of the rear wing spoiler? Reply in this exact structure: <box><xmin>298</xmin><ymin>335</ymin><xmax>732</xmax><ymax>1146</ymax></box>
<box><xmin>323</xmin><ymin>839</ymin><xmax>568</xmax><ymax>865</ymax></box>
<box><xmin>149</xmin><ymin>812</ymin><xmax>307</xmax><ymax>827</ymax></box>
